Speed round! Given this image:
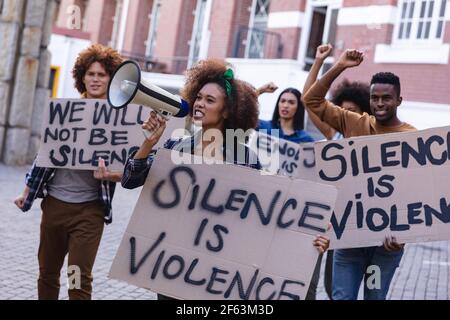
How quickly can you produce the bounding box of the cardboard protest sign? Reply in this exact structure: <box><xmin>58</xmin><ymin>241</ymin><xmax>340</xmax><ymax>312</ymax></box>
<box><xmin>249</xmin><ymin>131</ymin><xmax>316</xmax><ymax>180</ymax></box>
<box><xmin>109</xmin><ymin>149</ymin><xmax>338</xmax><ymax>300</ymax></box>
<box><xmin>36</xmin><ymin>99</ymin><xmax>187</xmax><ymax>170</ymax></box>
<box><xmin>314</xmin><ymin>126</ymin><xmax>450</xmax><ymax>249</ymax></box>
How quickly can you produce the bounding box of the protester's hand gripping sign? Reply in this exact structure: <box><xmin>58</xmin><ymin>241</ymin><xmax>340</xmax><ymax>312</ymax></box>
<box><xmin>36</xmin><ymin>99</ymin><xmax>186</xmax><ymax>170</ymax></box>
<box><xmin>249</xmin><ymin>131</ymin><xmax>316</xmax><ymax>180</ymax></box>
<box><xmin>109</xmin><ymin>149</ymin><xmax>338</xmax><ymax>300</ymax></box>
<box><xmin>315</xmin><ymin>126</ymin><xmax>450</xmax><ymax>249</ymax></box>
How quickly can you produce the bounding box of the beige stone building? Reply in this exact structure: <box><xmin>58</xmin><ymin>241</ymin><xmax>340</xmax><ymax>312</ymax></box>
<box><xmin>0</xmin><ymin>0</ymin><xmax>55</xmax><ymax>165</ymax></box>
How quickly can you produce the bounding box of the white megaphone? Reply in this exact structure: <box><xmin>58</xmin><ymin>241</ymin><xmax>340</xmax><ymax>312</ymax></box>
<box><xmin>107</xmin><ymin>60</ymin><xmax>190</xmax><ymax>137</ymax></box>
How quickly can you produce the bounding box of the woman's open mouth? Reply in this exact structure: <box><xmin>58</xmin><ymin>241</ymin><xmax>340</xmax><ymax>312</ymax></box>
<box><xmin>193</xmin><ymin>110</ymin><xmax>205</xmax><ymax>120</ymax></box>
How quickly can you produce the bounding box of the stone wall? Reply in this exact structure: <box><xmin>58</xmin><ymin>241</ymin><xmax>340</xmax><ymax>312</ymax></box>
<box><xmin>0</xmin><ymin>0</ymin><xmax>55</xmax><ymax>165</ymax></box>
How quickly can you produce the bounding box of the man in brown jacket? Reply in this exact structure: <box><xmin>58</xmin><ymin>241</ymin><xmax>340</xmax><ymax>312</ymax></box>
<box><xmin>303</xmin><ymin>49</ymin><xmax>416</xmax><ymax>300</ymax></box>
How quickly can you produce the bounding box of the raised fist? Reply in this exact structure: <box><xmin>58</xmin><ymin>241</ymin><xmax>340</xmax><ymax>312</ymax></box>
<box><xmin>337</xmin><ymin>49</ymin><xmax>364</xmax><ymax>69</ymax></box>
<box><xmin>316</xmin><ymin>44</ymin><xmax>333</xmax><ymax>61</ymax></box>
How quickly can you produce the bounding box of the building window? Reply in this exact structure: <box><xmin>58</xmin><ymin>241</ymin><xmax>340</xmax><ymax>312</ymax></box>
<box><xmin>110</xmin><ymin>0</ymin><xmax>124</xmax><ymax>49</ymax></box>
<box><xmin>146</xmin><ymin>0</ymin><xmax>162</xmax><ymax>58</ymax></box>
<box><xmin>188</xmin><ymin>0</ymin><xmax>209</xmax><ymax>67</ymax></box>
<box><xmin>302</xmin><ymin>4</ymin><xmax>338</xmax><ymax>71</ymax></box>
<box><xmin>396</xmin><ymin>0</ymin><xmax>447</xmax><ymax>42</ymax></box>
<box><xmin>435</xmin><ymin>0</ymin><xmax>447</xmax><ymax>38</ymax></box>
<box><xmin>305</xmin><ymin>6</ymin><xmax>327</xmax><ymax>69</ymax></box>
<box><xmin>53</xmin><ymin>0</ymin><xmax>61</xmax><ymax>26</ymax></box>
<box><xmin>246</xmin><ymin>0</ymin><xmax>271</xmax><ymax>58</ymax></box>
<box><xmin>81</xmin><ymin>0</ymin><xmax>89</xmax><ymax>32</ymax></box>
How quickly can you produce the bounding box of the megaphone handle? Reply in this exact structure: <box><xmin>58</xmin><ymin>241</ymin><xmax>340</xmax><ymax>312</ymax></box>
<box><xmin>142</xmin><ymin>111</ymin><xmax>170</xmax><ymax>141</ymax></box>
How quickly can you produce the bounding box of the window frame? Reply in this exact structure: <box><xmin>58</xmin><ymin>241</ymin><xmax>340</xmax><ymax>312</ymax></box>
<box><xmin>393</xmin><ymin>0</ymin><xmax>448</xmax><ymax>45</ymax></box>
<box><xmin>245</xmin><ymin>0</ymin><xmax>271</xmax><ymax>59</ymax></box>
<box><xmin>188</xmin><ymin>0</ymin><xmax>212</xmax><ymax>68</ymax></box>
<box><xmin>145</xmin><ymin>0</ymin><xmax>162</xmax><ymax>58</ymax></box>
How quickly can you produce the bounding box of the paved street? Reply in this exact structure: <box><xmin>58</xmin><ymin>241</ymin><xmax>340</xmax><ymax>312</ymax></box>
<box><xmin>0</xmin><ymin>164</ymin><xmax>155</xmax><ymax>300</ymax></box>
<box><xmin>0</xmin><ymin>164</ymin><xmax>449</xmax><ymax>300</ymax></box>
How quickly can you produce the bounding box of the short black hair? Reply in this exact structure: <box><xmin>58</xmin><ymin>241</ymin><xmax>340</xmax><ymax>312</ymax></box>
<box><xmin>271</xmin><ymin>88</ymin><xmax>306</xmax><ymax>131</ymax></box>
<box><xmin>331</xmin><ymin>79</ymin><xmax>371</xmax><ymax>115</ymax></box>
<box><xmin>370</xmin><ymin>72</ymin><xmax>401</xmax><ymax>97</ymax></box>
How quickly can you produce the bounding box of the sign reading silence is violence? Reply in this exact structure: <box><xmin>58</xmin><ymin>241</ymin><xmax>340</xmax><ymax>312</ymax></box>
<box><xmin>36</xmin><ymin>99</ymin><xmax>186</xmax><ymax>170</ymax></box>
<box><xmin>109</xmin><ymin>149</ymin><xmax>338</xmax><ymax>300</ymax></box>
<box><xmin>315</xmin><ymin>126</ymin><xmax>450</xmax><ymax>249</ymax></box>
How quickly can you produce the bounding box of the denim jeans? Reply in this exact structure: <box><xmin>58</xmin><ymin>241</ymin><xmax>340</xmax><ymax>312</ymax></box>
<box><xmin>332</xmin><ymin>246</ymin><xmax>404</xmax><ymax>300</ymax></box>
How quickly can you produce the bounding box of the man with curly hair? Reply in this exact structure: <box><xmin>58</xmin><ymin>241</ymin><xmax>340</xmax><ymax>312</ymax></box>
<box><xmin>14</xmin><ymin>44</ymin><xmax>124</xmax><ymax>300</ymax></box>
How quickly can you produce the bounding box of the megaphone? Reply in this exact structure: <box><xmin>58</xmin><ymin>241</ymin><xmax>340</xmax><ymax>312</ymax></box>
<box><xmin>107</xmin><ymin>60</ymin><xmax>190</xmax><ymax>118</ymax></box>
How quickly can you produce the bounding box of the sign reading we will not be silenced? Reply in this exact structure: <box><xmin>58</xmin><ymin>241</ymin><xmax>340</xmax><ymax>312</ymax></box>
<box><xmin>109</xmin><ymin>149</ymin><xmax>337</xmax><ymax>300</ymax></box>
<box><xmin>250</xmin><ymin>132</ymin><xmax>316</xmax><ymax>180</ymax></box>
<box><xmin>315</xmin><ymin>126</ymin><xmax>450</xmax><ymax>249</ymax></box>
<box><xmin>36</xmin><ymin>99</ymin><xmax>186</xmax><ymax>171</ymax></box>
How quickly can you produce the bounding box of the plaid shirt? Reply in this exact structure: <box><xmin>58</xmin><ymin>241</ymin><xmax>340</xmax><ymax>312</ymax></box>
<box><xmin>122</xmin><ymin>135</ymin><xmax>261</xmax><ymax>189</ymax></box>
<box><xmin>23</xmin><ymin>160</ymin><xmax>116</xmax><ymax>225</ymax></box>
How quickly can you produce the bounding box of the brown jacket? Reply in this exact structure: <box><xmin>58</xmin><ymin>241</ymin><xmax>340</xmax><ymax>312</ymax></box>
<box><xmin>303</xmin><ymin>81</ymin><xmax>417</xmax><ymax>137</ymax></box>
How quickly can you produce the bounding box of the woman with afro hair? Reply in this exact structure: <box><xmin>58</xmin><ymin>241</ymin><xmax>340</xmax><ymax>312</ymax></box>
<box><xmin>301</xmin><ymin>44</ymin><xmax>372</xmax><ymax>300</ymax></box>
<box><xmin>121</xmin><ymin>58</ymin><xmax>330</xmax><ymax>300</ymax></box>
<box><xmin>122</xmin><ymin>58</ymin><xmax>262</xmax><ymax>189</ymax></box>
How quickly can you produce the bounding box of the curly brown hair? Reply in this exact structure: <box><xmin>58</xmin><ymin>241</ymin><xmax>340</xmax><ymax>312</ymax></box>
<box><xmin>331</xmin><ymin>79</ymin><xmax>371</xmax><ymax>115</ymax></box>
<box><xmin>181</xmin><ymin>59</ymin><xmax>259</xmax><ymax>132</ymax></box>
<box><xmin>72</xmin><ymin>44</ymin><xmax>124</xmax><ymax>94</ymax></box>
